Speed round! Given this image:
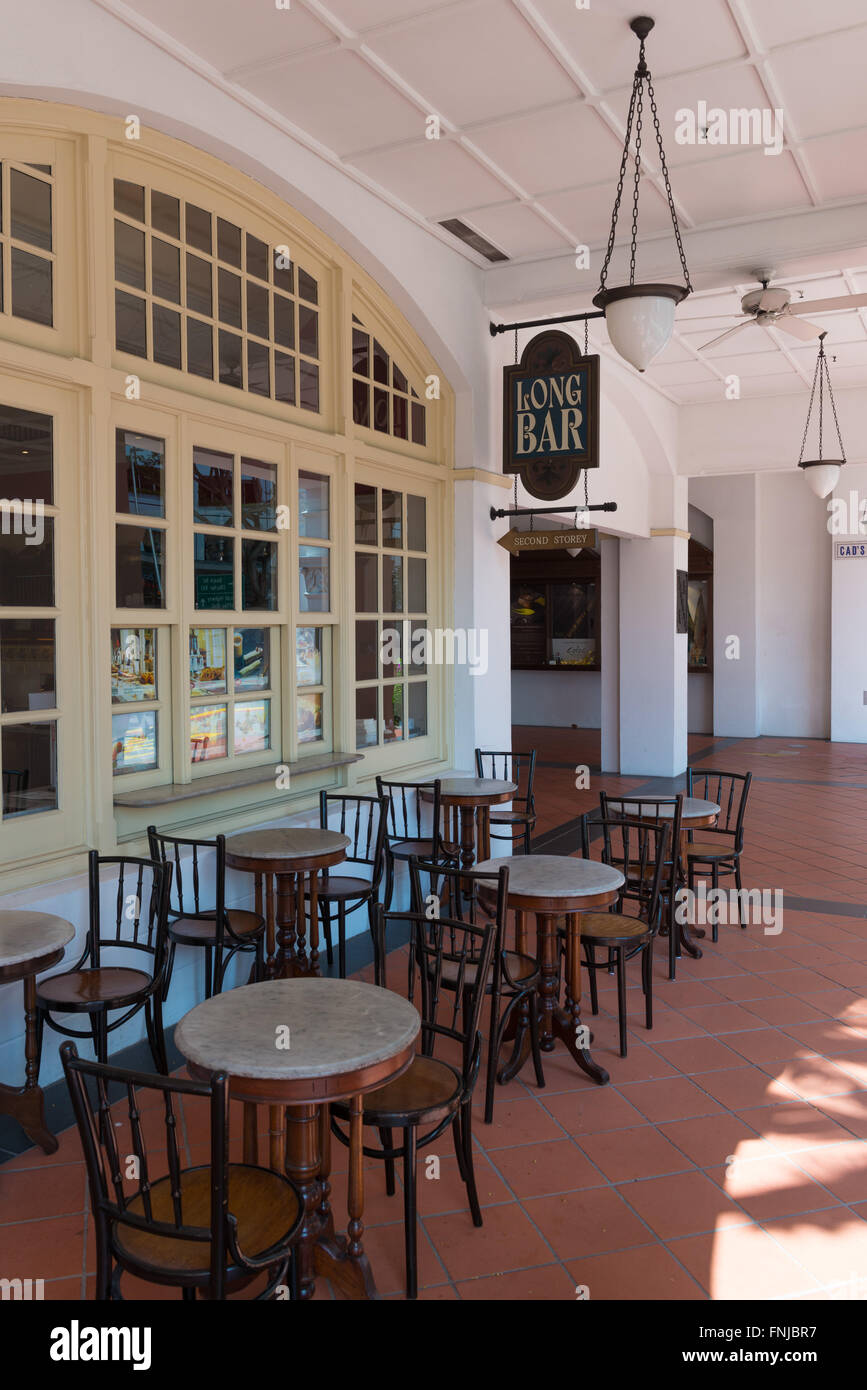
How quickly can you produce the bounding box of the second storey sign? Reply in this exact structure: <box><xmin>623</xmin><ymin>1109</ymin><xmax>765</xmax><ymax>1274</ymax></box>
<box><xmin>503</xmin><ymin>329</ymin><xmax>600</xmax><ymax>501</ymax></box>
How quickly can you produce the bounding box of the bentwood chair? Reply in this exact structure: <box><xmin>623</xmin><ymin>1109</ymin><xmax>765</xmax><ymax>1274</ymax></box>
<box><xmin>314</xmin><ymin>791</ymin><xmax>388</xmax><ymax>983</ymax></box>
<box><xmin>600</xmin><ymin>791</ymin><xmax>684</xmax><ymax>979</ymax></box>
<box><xmin>332</xmin><ymin>892</ymin><xmax>501</xmax><ymax>1299</ymax></box>
<box><xmin>61</xmin><ymin>1042</ymin><xmax>303</xmax><ymax>1300</ymax></box>
<box><xmin>147</xmin><ymin>828</ymin><xmax>266</xmax><ymax>1000</ymax></box>
<box><xmin>36</xmin><ymin>853</ymin><xmax>172</xmax><ymax>1073</ymax></box>
<box><xmin>685</xmin><ymin>768</ymin><xmax>753</xmax><ymax>937</ymax></box>
<box><xmin>575</xmin><ymin>814</ymin><xmax>669</xmax><ymax>1056</ymax></box>
<box><xmin>375</xmin><ymin>776</ymin><xmax>452</xmax><ymax>910</ymax></box>
<box><xmin>409</xmin><ymin>857</ymin><xmax>544</xmax><ymax>1122</ymax></box>
<box><xmin>474</xmin><ymin>748</ymin><xmax>537</xmax><ymax>855</ymax></box>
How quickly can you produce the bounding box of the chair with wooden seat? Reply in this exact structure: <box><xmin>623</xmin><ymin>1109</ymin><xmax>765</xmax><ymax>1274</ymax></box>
<box><xmin>36</xmin><ymin>852</ymin><xmax>172</xmax><ymax>1073</ymax></box>
<box><xmin>685</xmin><ymin>768</ymin><xmax>753</xmax><ymax>937</ymax></box>
<box><xmin>474</xmin><ymin>748</ymin><xmax>537</xmax><ymax>854</ymax></box>
<box><xmin>600</xmin><ymin>791</ymin><xmax>684</xmax><ymax>979</ymax></box>
<box><xmin>148</xmin><ymin>828</ymin><xmax>265</xmax><ymax>1000</ymax></box>
<box><xmin>331</xmin><ymin>879</ymin><xmax>503</xmax><ymax>1300</ymax></box>
<box><xmin>576</xmin><ymin>813</ymin><xmax>669</xmax><ymax>1056</ymax></box>
<box><xmin>60</xmin><ymin>1041</ymin><xmax>303</xmax><ymax>1300</ymax></box>
<box><xmin>409</xmin><ymin>857</ymin><xmax>544</xmax><ymax>1123</ymax></box>
<box><xmin>314</xmin><ymin>791</ymin><xmax>388</xmax><ymax>983</ymax></box>
<box><xmin>375</xmin><ymin>776</ymin><xmax>452</xmax><ymax>910</ymax></box>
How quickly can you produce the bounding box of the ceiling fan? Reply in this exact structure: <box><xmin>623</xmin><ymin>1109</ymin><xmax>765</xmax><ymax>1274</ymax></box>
<box><xmin>700</xmin><ymin>276</ymin><xmax>867</xmax><ymax>352</ymax></box>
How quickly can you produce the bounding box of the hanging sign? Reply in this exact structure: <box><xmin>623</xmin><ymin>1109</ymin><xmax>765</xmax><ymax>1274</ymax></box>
<box><xmin>497</xmin><ymin>527</ymin><xmax>597</xmax><ymax>555</ymax></box>
<box><xmin>503</xmin><ymin>329</ymin><xmax>600</xmax><ymax>501</ymax></box>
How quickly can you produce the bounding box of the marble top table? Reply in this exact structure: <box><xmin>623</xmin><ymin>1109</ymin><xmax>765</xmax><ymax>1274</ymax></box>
<box><xmin>475</xmin><ymin>855</ymin><xmax>625</xmax><ymax>1087</ymax></box>
<box><xmin>225</xmin><ymin>828</ymin><xmax>350</xmax><ymax>979</ymax></box>
<box><xmin>605</xmin><ymin>796</ymin><xmax>720</xmax><ymax>822</ymax></box>
<box><xmin>176</xmin><ymin>978</ymin><xmax>420</xmax><ymax>1300</ymax></box>
<box><xmin>0</xmin><ymin>909</ymin><xmax>75</xmax><ymax>1153</ymax></box>
<box><xmin>419</xmin><ymin>774</ymin><xmax>517</xmax><ymax>871</ymax></box>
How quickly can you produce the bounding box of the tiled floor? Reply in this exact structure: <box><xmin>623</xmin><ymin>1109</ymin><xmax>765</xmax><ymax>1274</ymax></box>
<box><xmin>3</xmin><ymin>729</ymin><xmax>867</xmax><ymax>1300</ymax></box>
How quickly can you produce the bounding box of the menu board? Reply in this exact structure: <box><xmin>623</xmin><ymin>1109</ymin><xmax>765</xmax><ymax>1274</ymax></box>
<box><xmin>112</xmin><ymin>628</ymin><xmax>156</xmax><ymax>703</ymax></box>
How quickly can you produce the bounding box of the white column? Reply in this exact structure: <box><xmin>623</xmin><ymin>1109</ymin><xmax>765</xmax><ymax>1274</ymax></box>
<box><xmin>600</xmin><ymin>534</ymin><xmax>620</xmax><ymax>772</ymax></box>
<box><xmin>831</xmin><ymin>467</ymin><xmax>867</xmax><ymax>742</ymax></box>
<box><xmin>453</xmin><ymin>474</ymin><xmax>512</xmax><ymax>766</ymax></box>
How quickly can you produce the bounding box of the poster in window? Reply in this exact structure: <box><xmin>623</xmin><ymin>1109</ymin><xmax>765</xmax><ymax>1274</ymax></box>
<box><xmin>111</xmin><ymin>627</ymin><xmax>156</xmax><ymax>702</ymax></box>
<box><xmin>112</xmin><ymin>709</ymin><xmax>157</xmax><ymax>775</ymax></box>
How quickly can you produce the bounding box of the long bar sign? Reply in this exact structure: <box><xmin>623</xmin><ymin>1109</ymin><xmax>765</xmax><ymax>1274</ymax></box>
<box><xmin>503</xmin><ymin>329</ymin><xmax>600</xmax><ymax>501</ymax></box>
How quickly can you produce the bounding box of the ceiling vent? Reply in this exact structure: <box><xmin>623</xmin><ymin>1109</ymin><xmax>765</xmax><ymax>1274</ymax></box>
<box><xmin>438</xmin><ymin>218</ymin><xmax>508</xmax><ymax>263</ymax></box>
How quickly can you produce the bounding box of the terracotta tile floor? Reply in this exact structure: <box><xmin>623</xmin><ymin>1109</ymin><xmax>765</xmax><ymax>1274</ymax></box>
<box><xmin>3</xmin><ymin>729</ymin><xmax>867</xmax><ymax>1300</ymax></box>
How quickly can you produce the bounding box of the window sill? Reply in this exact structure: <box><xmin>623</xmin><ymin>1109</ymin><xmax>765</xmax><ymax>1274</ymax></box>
<box><xmin>112</xmin><ymin>753</ymin><xmax>364</xmax><ymax>808</ymax></box>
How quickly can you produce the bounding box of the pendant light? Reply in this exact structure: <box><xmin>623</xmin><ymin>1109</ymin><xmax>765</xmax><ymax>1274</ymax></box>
<box><xmin>797</xmin><ymin>333</ymin><xmax>846</xmax><ymax>499</ymax></box>
<box><xmin>593</xmin><ymin>16</ymin><xmax>692</xmax><ymax>371</ymax></box>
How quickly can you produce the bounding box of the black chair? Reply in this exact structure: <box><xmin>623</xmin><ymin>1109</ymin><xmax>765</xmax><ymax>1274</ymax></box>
<box><xmin>576</xmin><ymin>813</ymin><xmax>669</xmax><ymax>1056</ymax></box>
<box><xmin>474</xmin><ymin>748</ymin><xmax>537</xmax><ymax>855</ymax></box>
<box><xmin>685</xmin><ymin>769</ymin><xmax>753</xmax><ymax>937</ymax></box>
<box><xmin>409</xmin><ymin>857</ymin><xmax>544</xmax><ymax>1123</ymax></box>
<box><xmin>36</xmin><ymin>853</ymin><xmax>172</xmax><ymax>1073</ymax></box>
<box><xmin>375</xmin><ymin>776</ymin><xmax>452</xmax><ymax>910</ymax></box>
<box><xmin>331</xmin><ymin>888</ymin><xmax>501</xmax><ymax>1300</ymax></box>
<box><xmin>314</xmin><ymin>791</ymin><xmax>388</xmax><ymax>983</ymax></box>
<box><xmin>61</xmin><ymin>1042</ymin><xmax>303</xmax><ymax>1300</ymax></box>
<box><xmin>600</xmin><ymin>792</ymin><xmax>684</xmax><ymax>979</ymax></box>
<box><xmin>147</xmin><ymin>828</ymin><xmax>265</xmax><ymax>1001</ymax></box>
<box><xmin>1</xmin><ymin>767</ymin><xmax>29</xmax><ymax>815</ymax></box>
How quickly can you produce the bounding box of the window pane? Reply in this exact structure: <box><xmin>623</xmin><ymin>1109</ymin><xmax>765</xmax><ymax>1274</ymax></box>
<box><xmin>352</xmin><ymin>328</ymin><xmax>369</xmax><ymax>377</ymax></box>
<box><xmin>217</xmin><ymin>218</ymin><xmax>241</xmax><ymax>267</ymax></box>
<box><xmin>247</xmin><ymin>340</ymin><xmax>270</xmax><ymax>397</ymax></box>
<box><xmin>355</xmin><ymin>553</ymin><xmax>377</xmax><ymax>612</ymax></box>
<box><xmin>299</xmin><ymin>305</ymin><xmax>318</xmax><ymax>358</ymax></box>
<box><xmin>298</xmin><ymin>545</ymin><xmax>329</xmax><ymax>613</ymax></box>
<box><xmin>352</xmin><ymin>379</ymin><xmax>369</xmax><ymax>428</ymax></box>
<box><xmin>298</xmin><ymin>268</ymin><xmax>318</xmax><ymax>304</ymax></box>
<box><xmin>194</xmin><ymin>534</ymin><xmax>234</xmax><ymax>609</ymax></box>
<box><xmin>383</xmin><ymin>555</ymin><xmax>403</xmax><ymax>612</ymax></box>
<box><xmin>355</xmin><ymin>687</ymin><xmax>377</xmax><ymax>749</ymax></box>
<box><xmin>408</xmin><ymin>682</ymin><xmax>428</xmax><ymax>739</ymax></box>
<box><xmin>111</xmin><ymin>627</ymin><xmax>156</xmax><ymax>702</ymax></box>
<box><xmin>12</xmin><ymin>249</ymin><xmax>53</xmax><ymax>326</ymax></box>
<box><xmin>186</xmin><ymin>252</ymin><xmax>212</xmax><ymax>316</ymax></box>
<box><xmin>298</xmin><ymin>691</ymin><xmax>323</xmax><ymax>745</ymax></box>
<box><xmin>355</xmin><ymin>620</ymin><xmax>377</xmax><ymax>682</ymax></box>
<box><xmin>373</xmin><ymin>387</ymin><xmax>388</xmax><ymax>434</ymax></box>
<box><xmin>112</xmin><ymin>709</ymin><xmax>157</xmax><ymax>776</ymax></box>
<box><xmin>246</xmin><ymin>234</ymin><xmax>269</xmax><ymax>281</ymax></box>
<box><xmin>218</xmin><ymin>330</ymin><xmax>243</xmax><ymax>389</ymax></box>
<box><xmin>373</xmin><ymin>339</ymin><xmax>389</xmax><ymax>385</ymax></box>
<box><xmin>218</xmin><ymin>268</ymin><xmax>242</xmax><ymax>327</ymax></box>
<box><xmin>116</xmin><ymin>524</ymin><xmax>165</xmax><ymax>608</ymax></box>
<box><xmin>185</xmin><ymin>204</ymin><xmax>212</xmax><ymax>254</ymax></box>
<box><xmin>354</xmin><ymin>483</ymin><xmax>376</xmax><ymax>544</ymax></box>
<box><xmin>0</xmin><ymin>520</ymin><xmax>54</xmax><ymax>606</ymax></box>
<box><xmin>11</xmin><ymin>170</ymin><xmax>52</xmax><ymax>250</ymax></box>
<box><xmin>2</xmin><ymin>722</ymin><xmax>57</xmax><ymax>815</ymax></box>
<box><xmin>152</xmin><ymin>238</ymin><xmax>180</xmax><ymax>302</ymax></box>
<box><xmin>114</xmin><ymin>179</ymin><xmax>145</xmax><ymax>221</ymax></box>
<box><xmin>116</xmin><ymin>430</ymin><xmax>165</xmax><ymax>517</ymax></box>
<box><xmin>234</xmin><ymin>699</ymin><xmax>270</xmax><ymax>754</ymax></box>
<box><xmin>410</xmin><ymin>620</ymin><xmax>428</xmax><ymax>674</ymax></box>
<box><xmin>407</xmin><ymin>494</ymin><xmax>426</xmax><ymax>551</ymax></box>
<box><xmin>298</xmin><ymin>471</ymin><xmax>328</xmax><ymax>539</ymax></box>
<box><xmin>274</xmin><ymin>294</ymin><xmax>294</xmax><ymax>349</ymax></box>
<box><xmin>115</xmin><ymin>289</ymin><xmax>146</xmax><ymax>355</ymax></box>
<box><xmin>296</xmin><ymin>626</ymin><xmax>322</xmax><ymax>687</ymax></box>
<box><xmin>241</xmin><ymin>458</ymin><xmax>277</xmax><ymax>531</ymax></box>
<box><xmin>299</xmin><ymin>361</ymin><xmax>319</xmax><ymax>412</ymax></box>
<box><xmin>186</xmin><ymin>317</ymin><xmax>213</xmax><ymax>378</ymax></box>
<box><xmin>382</xmin><ymin>490</ymin><xmax>402</xmax><ymax>547</ymax></box>
<box><xmin>380</xmin><ymin>621</ymin><xmax>403</xmax><ymax>678</ymax></box>
<box><xmin>383</xmin><ymin>683</ymin><xmax>403</xmax><ymax>742</ymax></box>
<box><xmin>114</xmin><ymin>220</ymin><xmax>145</xmax><ymax>289</ymax></box>
<box><xmin>0</xmin><ymin>618</ymin><xmax>55</xmax><ymax>713</ymax></box>
<box><xmin>190</xmin><ymin>628</ymin><xmax>227</xmax><ymax>694</ymax></box>
<box><xmin>246</xmin><ymin>281</ymin><xmax>269</xmax><ymax>339</ymax></box>
<box><xmin>408</xmin><ymin>557</ymin><xmax>426</xmax><ymax>613</ymax></box>
<box><xmin>412</xmin><ymin>400</ymin><xmax>427</xmax><ymax>446</ymax></box>
<box><xmin>152</xmin><ymin>190</ymin><xmax>180</xmax><ymax>239</ymax></box>
<box><xmin>273</xmin><ymin>253</ymin><xmax>293</xmax><ymax>294</ymax></box>
<box><xmin>234</xmin><ymin>627</ymin><xmax>270</xmax><ymax>691</ymax></box>
<box><xmin>393</xmin><ymin>363</ymin><xmax>408</xmax><ymax>393</ymax></box>
<box><xmin>0</xmin><ymin>403</ymin><xmax>53</xmax><ymax>504</ymax></box>
<box><xmin>274</xmin><ymin>352</ymin><xmax>295</xmax><ymax>405</ymax></box>
<box><xmin>153</xmin><ymin>305</ymin><xmax>182</xmax><ymax>368</ymax></box>
<box><xmin>191</xmin><ymin>705</ymin><xmax>227</xmax><ymax>761</ymax></box>
<box><xmin>242</xmin><ymin>538</ymin><xmax>277</xmax><ymax>611</ymax></box>
<box><xmin>193</xmin><ymin>447</ymin><xmax>233</xmax><ymax>526</ymax></box>
<box><xmin>393</xmin><ymin>394</ymin><xmax>407</xmax><ymax>439</ymax></box>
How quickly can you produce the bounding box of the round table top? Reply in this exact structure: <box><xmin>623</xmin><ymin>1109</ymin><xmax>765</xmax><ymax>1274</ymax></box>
<box><xmin>225</xmin><ymin>827</ymin><xmax>350</xmax><ymax>865</ymax></box>
<box><xmin>435</xmin><ymin>776</ymin><xmax>517</xmax><ymax>802</ymax></box>
<box><xmin>475</xmin><ymin>854</ymin><xmax>624</xmax><ymax>903</ymax></box>
<box><xmin>0</xmin><ymin>910</ymin><xmax>75</xmax><ymax>968</ymax></box>
<box><xmin>175</xmin><ymin>978</ymin><xmax>420</xmax><ymax>1082</ymax></box>
<box><xmin>605</xmin><ymin>797</ymin><xmax>720</xmax><ymax>821</ymax></box>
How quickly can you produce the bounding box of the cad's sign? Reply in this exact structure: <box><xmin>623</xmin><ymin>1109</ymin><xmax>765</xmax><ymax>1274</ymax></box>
<box><xmin>503</xmin><ymin>330</ymin><xmax>599</xmax><ymax>501</ymax></box>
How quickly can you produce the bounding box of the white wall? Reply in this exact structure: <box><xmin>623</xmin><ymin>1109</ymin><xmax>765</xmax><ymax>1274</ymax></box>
<box><xmin>688</xmin><ymin>673</ymin><xmax>714</xmax><ymax>734</ymax></box>
<box><xmin>511</xmin><ymin>671</ymin><xmax>601</xmax><ymax>727</ymax></box>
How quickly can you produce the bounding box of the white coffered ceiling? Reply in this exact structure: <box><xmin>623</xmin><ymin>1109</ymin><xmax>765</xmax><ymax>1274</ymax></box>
<box><xmin>95</xmin><ymin>0</ymin><xmax>867</xmax><ymax>402</ymax></box>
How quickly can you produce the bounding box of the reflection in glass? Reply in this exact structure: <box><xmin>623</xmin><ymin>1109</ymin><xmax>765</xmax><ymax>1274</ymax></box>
<box><xmin>246</xmin><ymin>234</ymin><xmax>269</xmax><ymax>281</ymax></box>
<box><xmin>11</xmin><ymin>170</ymin><xmax>52</xmax><ymax>250</ymax></box>
<box><xmin>111</xmin><ymin>627</ymin><xmax>156</xmax><ymax>703</ymax></box>
<box><xmin>152</xmin><ymin>190</ymin><xmax>180</xmax><ymax>239</ymax></box>
<box><xmin>298</xmin><ymin>269</ymin><xmax>318</xmax><ymax>304</ymax></box>
<box><xmin>0</xmin><ymin>520</ymin><xmax>54</xmax><ymax>606</ymax></box>
<box><xmin>380</xmin><ymin>621</ymin><xmax>403</xmax><ymax>678</ymax></box>
<box><xmin>0</xmin><ymin>403</ymin><xmax>53</xmax><ymax>503</ymax></box>
<box><xmin>217</xmin><ymin>218</ymin><xmax>241</xmax><ymax>267</ymax></box>
<box><xmin>241</xmin><ymin>459</ymin><xmax>277</xmax><ymax>531</ymax></box>
<box><xmin>190</xmin><ymin>704</ymin><xmax>227</xmax><ymax>761</ymax></box>
<box><xmin>2</xmin><ymin>722</ymin><xmax>58</xmax><ymax>816</ymax></box>
<box><xmin>247</xmin><ymin>341</ymin><xmax>270</xmax><ymax>397</ymax></box>
<box><xmin>218</xmin><ymin>330</ymin><xmax>243</xmax><ymax>389</ymax></box>
<box><xmin>193</xmin><ymin>448</ymin><xmax>233</xmax><ymax>526</ymax></box>
<box><xmin>274</xmin><ymin>352</ymin><xmax>295</xmax><ymax>405</ymax></box>
<box><xmin>408</xmin><ymin>557</ymin><xmax>426</xmax><ymax>613</ymax></box>
<box><xmin>299</xmin><ymin>361</ymin><xmax>319</xmax><ymax>412</ymax></box>
<box><xmin>189</xmin><ymin>628</ymin><xmax>227</xmax><ymax>694</ymax></box>
<box><xmin>352</xmin><ymin>379</ymin><xmax>369</xmax><ymax>429</ymax></box>
<box><xmin>114</xmin><ymin>221</ymin><xmax>145</xmax><ymax>289</ymax></box>
<box><xmin>246</xmin><ymin>281</ymin><xmax>269</xmax><ymax>339</ymax></box>
<box><xmin>116</xmin><ymin>525</ymin><xmax>164</xmax><ymax>608</ymax></box>
<box><xmin>354</xmin><ymin>484</ymin><xmax>376</xmax><ymax>544</ymax></box>
<box><xmin>409</xmin><ymin>621</ymin><xmax>428</xmax><ymax>674</ymax></box>
<box><xmin>352</xmin><ymin>328</ymin><xmax>369</xmax><ymax>377</ymax></box>
<box><xmin>393</xmin><ymin>394</ymin><xmax>407</xmax><ymax>439</ymax></box>
<box><xmin>115</xmin><ymin>288</ymin><xmax>146</xmax><ymax>355</ymax></box>
<box><xmin>116</xmin><ymin>430</ymin><xmax>165</xmax><ymax>517</ymax></box>
<box><xmin>152</xmin><ymin>238</ymin><xmax>181</xmax><ymax>302</ymax></box>
<box><xmin>382</xmin><ymin>491</ymin><xmax>402</xmax><ymax>547</ymax></box>
<box><xmin>355</xmin><ymin>553</ymin><xmax>377</xmax><ymax>612</ymax></box>
<box><xmin>186</xmin><ymin>252</ymin><xmax>212</xmax><ymax>317</ymax></box>
<box><xmin>274</xmin><ymin>295</ymin><xmax>294</xmax><ymax>349</ymax></box>
<box><xmin>299</xmin><ymin>546</ymin><xmax>329</xmax><ymax>613</ymax></box>
<box><xmin>407</xmin><ymin>494</ymin><xmax>426</xmax><ymax>551</ymax></box>
<box><xmin>113</xmin><ymin>179</ymin><xmax>145</xmax><ymax>221</ymax></box>
<box><xmin>153</xmin><ymin>305</ymin><xmax>182</xmax><ymax>368</ymax></box>
<box><xmin>355</xmin><ymin>687</ymin><xmax>377</xmax><ymax>749</ymax></box>
<box><xmin>0</xmin><ymin>619</ymin><xmax>55</xmax><ymax>713</ymax></box>
<box><xmin>112</xmin><ymin>709</ymin><xmax>157</xmax><ymax>776</ymax></box>
<box><xmin>383</xmin><ymin>555</ymin><xmax>403</xmax><ymax>613</ymax></box>
<box><xmin>234</xmin><ymin>627</ymin><xmax>270</xmax><ymax>690</ymax></box>
<box><xmin>412</xmin><ymin>400</ymin><xmax>426</xmax><ymax>446</ymax></box>
<box><xmin>234</xmin><ymin>700</ymin><xmax>270</xmax><ymax>755</ymax></box>
<box><xmin>298</xmin><ymin>471</ymin><xmax>328</xmax><ymax>539</ymax></box>
<box><xmin>408</xmin><ymin>681</ymin><xmax>427</xmax><ymax>739</ymax></box>
<box><xmin>218</xmin><ymin>268</ymin><xmax>242</xmax><ymax>327</ymax></box>
<box><xmin>242</xmin><ymin>539</ymin><xmax>276</xmax><ymax>611</ymax></box>
<box><xmin>185</xmin><ymin>204</ymin><xmax>212</xmax><ymax>254</ymax></box>
<box><xmin>194</xmin><ymin>534</ymin><xmax>234</xmax><ymax>609</ymax></box>
<box><xmin>299</xmin><ymin>306</ymin><xmax>318</xmax><ymax>357</ymax></box>
<box><xmin>373</xmin><ymin>388</ymin><xmax>388</xmax><ymax>433</ymax></box>
<box><xmin>296</xmin><ymin>626</ymin><xmax>322</xmax><ymax>687</ymax></box>
<box><xmin>373</xmin><ymin>339</ymin><xmax>388</xmax><ymax>385</ymax></box>
<box><xmin>355</xmin><ymin>620</ymin><xmax>377</xmax><ymax>682</ymax></box>
<box><xmin>186</xmin><ymin>317</ymin><xmax>213</xmax><ymax>378</ymax></box>
<box><xmin>383</xmin><ymin>684</ymin><xmax>403</xmax><ymax>742</ymax></box>
<box><xmin>12</xmin><ymin>248</ymin><xmax>53</xmax><ymax>326</ymax></box>
<box><xmin>297</xmin><ymin>691</ymin><xmax>323</xmax><ymax>745</ymax></box>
